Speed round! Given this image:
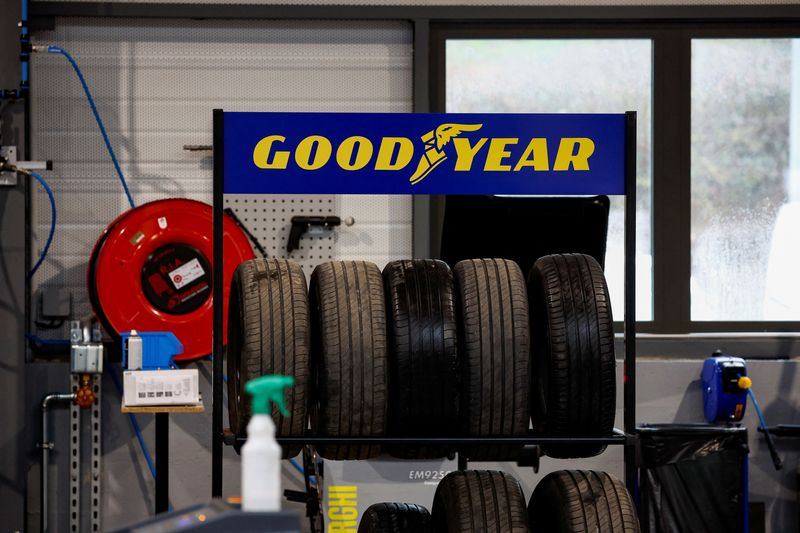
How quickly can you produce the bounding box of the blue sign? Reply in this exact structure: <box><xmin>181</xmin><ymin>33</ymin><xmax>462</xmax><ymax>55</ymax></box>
<box><xmin>222</xmin><ymin>112</ymin><xmax>626</xmax><ymax>195</ymax></box>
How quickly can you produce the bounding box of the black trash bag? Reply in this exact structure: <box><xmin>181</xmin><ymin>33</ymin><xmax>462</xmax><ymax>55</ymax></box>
<box><xmin>638</xmin><ymin>424</ymin><xmax>749</xmax><ymax>533</ymax></box>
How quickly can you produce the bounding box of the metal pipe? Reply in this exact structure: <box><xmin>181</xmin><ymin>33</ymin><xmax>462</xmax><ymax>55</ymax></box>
<box><xmin>40</xmin><ymin>392</ymin><xmax>75</xmax><ymax>533</ymax></box>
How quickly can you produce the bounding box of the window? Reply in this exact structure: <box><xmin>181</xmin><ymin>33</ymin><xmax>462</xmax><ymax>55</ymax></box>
<box><xmin>445</xmin><ymin>38</ymin><xmax>653</xmax><ymax>321</ymax></box>
<box><xmin>691</xmin><ymin>38</ymin><xmax>800</xmax><ymax>321</ymax></box>
<box><xmin>434</xmin><ymin>22</ymin><xmax>800</xmax><ymax>333</ymax></box>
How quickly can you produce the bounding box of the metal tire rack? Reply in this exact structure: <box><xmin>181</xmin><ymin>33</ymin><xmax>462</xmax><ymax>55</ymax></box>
<box><xmin>211</xmin><ymin>110</ymin><xmax>639</xmax><ymax>532</ymax></box>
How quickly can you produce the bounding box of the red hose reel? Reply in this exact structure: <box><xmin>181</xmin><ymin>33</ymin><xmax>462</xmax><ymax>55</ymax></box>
<box><xmin>88</xmin><ymin>199</ymin><xmax>255</xmax><ymax>361</ymax></box>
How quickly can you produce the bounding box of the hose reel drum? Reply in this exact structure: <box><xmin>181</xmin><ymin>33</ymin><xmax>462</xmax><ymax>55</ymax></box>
<box><xmin>88</xmin><ymin>198</ymin><xmax>255</xmax><ymax>361</ymax></box>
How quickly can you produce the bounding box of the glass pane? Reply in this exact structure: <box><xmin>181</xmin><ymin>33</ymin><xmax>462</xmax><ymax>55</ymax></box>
<box><xmin>446</xmin><ymin>39</ymin><xmax>653</xmax><ymax>320</ymax></box>
<box><xmin>692</xmin><ymin>39</ymin><xmax>799</xmax><ymax>321</ymax></box>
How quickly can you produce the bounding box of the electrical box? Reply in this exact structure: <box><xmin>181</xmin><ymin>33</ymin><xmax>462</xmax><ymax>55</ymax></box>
<box><xmin>42</xmin><ymin>287</ymin><xmax>71</xmax><ymax>318</ymax></box>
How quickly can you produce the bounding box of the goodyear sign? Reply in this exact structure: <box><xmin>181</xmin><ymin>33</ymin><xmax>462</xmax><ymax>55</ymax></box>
<box><xmin>222</xmin><ymin>112</ymin><xmax>625</xmax><ymax>195</ymax></box>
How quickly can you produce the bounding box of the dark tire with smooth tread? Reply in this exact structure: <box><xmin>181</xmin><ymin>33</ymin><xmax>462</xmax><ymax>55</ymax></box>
<box><xmin>453</xmin><ymin>258</ymin><xmax>530</xmax><ymax>460</ymax></box>
<box><xmin>358</xmin><ymin>502</ymin><xmax>433</xmax><ymax>533</ymax></box>
<box><xmin>310</xmin><ymin>260</ymin><xmax>388</xmax><ymax>460</ymax></box>
<box><xmin>432</xmin><ymin>470</ymin><xmax>529</xmax><ymax>533</ymax></box>
<box><xmin>528</xmin><ymin>470</ymin><xmax>639</xmax><ymax>532</ymax></box>
<box><xmin>226</xmin><ymin>258</ymin><xmax>309</xmax><ymax>458</ymax></box>
<box><xmin>528</xmin><ymin>253</ymin><xmax>616</xmax><ymax>458</ymax></box>
<box><xmin>384</xmin><ymin>259</ymin><xmax>458</xmax><ymax>458</ymax></box>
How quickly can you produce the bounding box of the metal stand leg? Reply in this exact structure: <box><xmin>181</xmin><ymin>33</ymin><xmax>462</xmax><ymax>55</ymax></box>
<box><xmin>623</xmin><ymin>111</ymin><xmax>638</xmax><ymax>493</ymax></box>
<box><xmin>624</xmin><ymin>444</ymin><xmax>637</xmax><ymax>497</ymax></box>
<box><xmin>91</xmin><ymin>375</ymin><xmax>102</xmax><ymax>532</ymax></box>
<box><xmin>155</xmin><ymin>413</ymin><xmax>169</xmax><ymax>514</ymax></box>
<box><xmin>302</xmin><ymin>446</ymin><xmax>324</xmax><ymax>533</ymax></box>
<box><xmin>457</xmin><ymin>453</ymin><xmax>468</xmax><ymax>471</ymax></box>
<box><xmin>69</xmin><ymin>375</ymin><xmax>81</xmax><ymax>533</ymax></box>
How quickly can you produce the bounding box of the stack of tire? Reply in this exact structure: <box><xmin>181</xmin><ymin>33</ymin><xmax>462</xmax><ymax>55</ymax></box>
<box><xmin>358</xmin><ymin>468</ymin><xmax>639</xmax><ymax>533</ymax></box>
<box><xmin>226</xmin><ymin>254</ymin><xmax>616</xmax><ymax>461</ymax></box>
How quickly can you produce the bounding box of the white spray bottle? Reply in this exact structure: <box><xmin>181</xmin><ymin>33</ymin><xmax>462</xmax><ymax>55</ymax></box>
<box><xmin>241</xmin><ymin>374</ymin><xmax>294</xmax><ymax>512</ymax></box>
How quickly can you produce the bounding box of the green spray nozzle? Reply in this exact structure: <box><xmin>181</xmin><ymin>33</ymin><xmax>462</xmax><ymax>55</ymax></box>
<box><xmin>244</xmin><ymin>375</ymin><xmax>295</xmax><ymax>417</ymax></box>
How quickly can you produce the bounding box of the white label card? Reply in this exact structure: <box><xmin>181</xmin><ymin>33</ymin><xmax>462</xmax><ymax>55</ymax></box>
<box><xmin>169</xmin><ymin>258</ymin><xmax>205</xmax><ymax>290</ymax></box>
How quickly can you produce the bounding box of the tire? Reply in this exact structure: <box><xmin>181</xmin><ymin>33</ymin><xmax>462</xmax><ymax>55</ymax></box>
<box><xmin>528</xmin><ymin>254</ymin><xmax>616</xmax><ymax>458</ymax></box>
<box><xmin>226</xmin><ymin>258</ymin><xmax>310</xmax><ymax>458</ymax></box>
<box><xmin>358</xmin><ymin>502</ymin><xmax>433</xmax><ymax>533</ymax></box>
<box><xmin>384</xmin><ymin>259</ymin><xmax>458</xmax><ymax>458</ymax></box>
<box><xmin>432</xmin><ymin>470</ymin><xmax>529</xmax><ymax>533</ymax></box>
<box><xmin>453</xmin><ymin>259</ymin><xmax>530</xmax><ymax>460</ymax></box>
<box><xmin>310</xmin><ymin>261</ymin><xmax>388</xmax><ymax>460</ymax></box>
<box><xmin>528</xmin><ymin>470</ymin><xmax>639</xmax><ymax>532</ymax></box>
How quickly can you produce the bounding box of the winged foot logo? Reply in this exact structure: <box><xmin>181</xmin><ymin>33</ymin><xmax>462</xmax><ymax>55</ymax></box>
<box><xmin>251</xmin><ymin>123</ymin><xmax>596</xmax><ymax>184</ymax></box>
<box><xmin>409</xmin><ymin>123</ymin><xmax>483</xmax><ymax>184</ymax></box>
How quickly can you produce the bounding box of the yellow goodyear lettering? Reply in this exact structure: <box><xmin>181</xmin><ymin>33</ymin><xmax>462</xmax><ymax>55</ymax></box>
<box><xmin>252</xmin><ymin>135</ymin><xmax>290</xmax><ymax>169</ymax></box>
<box><xmin>553</xmin><ymin>138</ymin><xmax>595</xmax><ymax>171</ymax></box>
<box><xmin>336</xmin><ymin>136</ymin><xmax>373</xmax><ymax>171</ymax></box>
<box><xmin>375</xmin><ymin>137</ymin><xmax>415</xmax><ymax>171</ymax></box>
<box><xmin>251</xmin><ymin>128</ymin><xmax>597</xmax><ymax>180</ymax></box>
<box><xmin>327</xmin><ymin>485</ymin><xmax>358</xmax><ymax>533</ymax></box>
<box><xmin>295</xmin><ymin>135</ymin><xmax>332</xmax><ymax>170</ymax></box>
<box><xmin>513</xmin><ymin>138</ymin><xmax>549</xmax><ymax>171</ymax></box>
<box><xmin>452</xmin><ymin>137</ymin><xmax>488</xmax><ymax>171</ymax></box>
<box><xmin>484</xmin><ymin>138</ymin><xmax>518</xmax><ymax>171</ymax></box>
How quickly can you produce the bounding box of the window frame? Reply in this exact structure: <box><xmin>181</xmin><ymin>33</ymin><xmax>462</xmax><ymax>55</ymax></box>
<box><xmin>430</xmin><ymin>20</ymin><xmax>800</xmax><ymax>335</ymax></box>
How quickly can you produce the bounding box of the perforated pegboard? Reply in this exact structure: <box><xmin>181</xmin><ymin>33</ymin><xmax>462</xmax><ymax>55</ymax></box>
<box><xmin>224</xmin><ymin>194</ymin><xmax>413</xmax><ymax>279</ymax></box>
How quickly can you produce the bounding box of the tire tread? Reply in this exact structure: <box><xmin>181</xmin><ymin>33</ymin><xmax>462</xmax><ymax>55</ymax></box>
<box><xmin>453</xmin><ymin>259</ymin><xmax>530</xmax><ymax>460</ymax></box>
<box><xmin>226</xmin><ymin>258</ymin><xmax>309</xmax><ymax>458</ymax></box>
<box><xmin>432</xmin><ymin>470</ymin><xmax>528</xmax><ymax>532</ymax></box>
<box><xmin>311</xmin><ymin>260</ymin><xmax>388</xmax><ymax>460</ymax></box>
<box><xmin>529</xmin><ymin>253</ymin><xmax>616</xmax><ymax>458</ymax></box>
<box><xmin>528</xmin><ymin>469</ymin><xmax>640</xmax><ymax>532</ymax></box>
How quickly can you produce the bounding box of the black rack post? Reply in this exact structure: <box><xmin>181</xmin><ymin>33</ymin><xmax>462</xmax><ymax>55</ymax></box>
<box><xmin>212</xmin><ymin>108</ymin><xmax>224</xmax><ymax>497</ymax></box>
<box><xmin>623</xmin><ymin>110</ymin><xmax>638</xmax><ymax>492</ymax></box>
<box><xmin>155</xmin><ymin>413</ymin><xmax>170</xmax><ymax>513</ymax></box>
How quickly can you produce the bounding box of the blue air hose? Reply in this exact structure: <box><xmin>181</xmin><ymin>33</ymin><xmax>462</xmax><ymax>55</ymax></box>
<box><xmin>46</xmin><ymin>46</ymin><xmax>135</xmax><ymax>209</ymax></box>
<box><xmin>28</xmin><ymin>170</ymin><xmax>56</xmax><ymax>280</ymax></box>
<box><xmin>746</xmin><ymin>387</ymin><xmax>769</xmax><ymax>430</ymax></box>
<box><xmin>745</xmin><ymin>385</ymin><xmax>783</xmax><ymax>471</ymax></box>
<box><xmin>288</xmin><ymin>457</ymin><xmax>318</xmax><ymax>486</ymax></box>
<box><xmin>25</xmin><ymin>333</ymin><xmax>68</xmax><ymax>346</ymax></box>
